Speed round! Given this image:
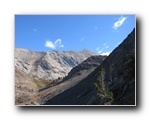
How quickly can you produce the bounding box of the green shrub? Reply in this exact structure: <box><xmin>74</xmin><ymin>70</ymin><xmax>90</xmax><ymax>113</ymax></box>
<box><xmin>94</xmin><ymin>65</ymin><xmax>114</xmax><ymax>103</ymax></box>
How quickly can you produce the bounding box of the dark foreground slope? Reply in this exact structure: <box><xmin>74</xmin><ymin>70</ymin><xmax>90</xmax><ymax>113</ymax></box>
<box><xmin>38</xmin><ymin>55</ymin><xmax>106</xmax><ymax>104</ymax></box>
<box><xmin>44</xmin><ymin>28</ymin><xmax>135</xmax><ymax>105</ymax></box>
<box><xmin>44</xmin><ymin>67</ymin><xmax>100</xmax><ymax>105</ymax></box>
<box><xmin>101</xmin><ymin>28</ymin><xmax>135</xmax><ymax>105</ymax></box>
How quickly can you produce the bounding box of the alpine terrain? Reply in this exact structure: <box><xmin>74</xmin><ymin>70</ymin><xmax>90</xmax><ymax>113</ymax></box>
<box><xmin>15</xmin><ymin>49</ymin><xmax>95</xmax><ymax>104</ymax></box>
<box><xmin>15</xmin><ymin>28</ymin><xmax>135</xmax><ymax>105</ymax></box>
<box><xmin>42</xmin><ymin>28</ymin><xmax>135</xmax><ymax>105</ymax></box>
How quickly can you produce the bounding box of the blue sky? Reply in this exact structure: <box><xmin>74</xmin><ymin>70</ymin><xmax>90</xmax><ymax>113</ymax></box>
<box><xmin>15</xmin><ymin>15</ymin><xmax>135</xmax><ymax>55</ymax></box>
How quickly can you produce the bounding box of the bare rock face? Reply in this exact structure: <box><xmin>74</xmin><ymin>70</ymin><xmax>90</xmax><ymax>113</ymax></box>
<box><xmin>15</xmin><ymin>48</ymin><xmax>95</xmax><ymax>81</ymax></box>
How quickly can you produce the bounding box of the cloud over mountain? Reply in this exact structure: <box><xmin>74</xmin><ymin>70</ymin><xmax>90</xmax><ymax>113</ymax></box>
<box><xmin>45</xmin><ymin>39</ymin><xmax>64</xmax><ymax>49</ymax></box>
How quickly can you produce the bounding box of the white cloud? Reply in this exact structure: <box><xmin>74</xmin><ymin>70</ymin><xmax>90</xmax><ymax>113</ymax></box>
<box><xmin>96</xmin><ymin>43</ymin><xmax>110</xmax><ymax>55</ymax></box>
<box><xmin>113</xmin><ymin>16</ymin><xmax>127</xmax><ymax>30</ymax></box>
<box><xmin>96</xmin><ymin>43</ymin><xmax>109</xmax><ymax>53</ymax></box>
<box><xmin>96</xmin><ymin>47</ymin><xmax>102</xmax><ymax>54</ymax></box>
<box><xmin>45</xmin><ymin>39</ymin><xmax>64</xmax><ymax>49</ymax></box>
<box><xmin>98</xmin><ymin>50</ymin><xmax>102</xmax><ymax>54</ymax></box>
<box><xmin>100</xmin><ymin>52</ymin><xmax>110</xmax><ymax>56</ymax></box>
<box><xmin>54</xmin><ymin>39</ymin><xmax>61</xmax><ymax>45</ymax></box>
<box><xmin>45</xmin><ymin>41</ymin><xmax>55</xmax><ymax>49</ymax></box>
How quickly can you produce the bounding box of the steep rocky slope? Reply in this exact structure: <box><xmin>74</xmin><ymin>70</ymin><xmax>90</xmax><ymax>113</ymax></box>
<box><xmin>100</xmin><ymin>28</ymin><xmax>135</xmax><ymax>105</ymax></box>
<box><xmin>43</xmin><ymin>28</ymin><xmax>135</xmax><ymax>105</ymax></box>
<box><xmin>43</xmin><ymin>67</ymin><xmax>100</xmax><ymax>105</ymax></box>
<box><xmin>15</xmin><ymin>48</ymin><xmax>95</xmax><ymax>105</ymax></box>
<box><xmin>37</xmin><ymin>55</ymin><xmax>106</xmax><ymax>105</ymax></box>
<box><xmin>15</xmin><ymin>69</ymin><xmax>37</xmax><ymax>104</ymax></box>
<box><xmin>63</xmin><ymin>55</ymin><xmax>106</xmax><ymax>81</ymax></box>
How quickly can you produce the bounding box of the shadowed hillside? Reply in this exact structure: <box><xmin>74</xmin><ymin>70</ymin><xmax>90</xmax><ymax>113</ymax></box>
<box><xmin>44</xmin><ymin>28</ymin><xmax>135</xmax><ymax>105</ymax></box>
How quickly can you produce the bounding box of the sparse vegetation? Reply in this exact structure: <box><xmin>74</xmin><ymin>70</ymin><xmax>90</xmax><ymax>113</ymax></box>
<box><xmin>94</xmin><ymin>65</ymin><xmax>114</xmax><ymax>104</ymax></box>
<box><xmin>32</xmin><ymin>80</ymin><xmax>45</xmax><ymax>89</ymax></box>
<box><xmin>32</xmin><ymin>75</ymin><xmax>64</xmax><ymax>90</ymax></box>
<box><xmin>32</xmin><ymin>76</ymin><xmax>53</xmax><ymax>89</ymax></box>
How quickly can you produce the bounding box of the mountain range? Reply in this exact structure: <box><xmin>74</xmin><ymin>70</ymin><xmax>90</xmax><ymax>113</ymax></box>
<box><xmin>15</xmin><ymin>48</ymin><xmax>96</xmax><ymax>104</ymax></box>
<box><xmin>15</xmin><ymin>28</ymin><xmax>135</xmax><ymax>105</ymax></box>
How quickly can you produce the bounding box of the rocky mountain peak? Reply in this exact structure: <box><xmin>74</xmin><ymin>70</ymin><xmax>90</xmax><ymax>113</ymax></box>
<box><xmin>15</xmin><ymin>48</ymin><xmax>95</xmax><ymax>81</ymax></box>
<box><xmin>81</xmin><ymin>48</ymin><xmax>96</xmax><ymax>55</ymax></box>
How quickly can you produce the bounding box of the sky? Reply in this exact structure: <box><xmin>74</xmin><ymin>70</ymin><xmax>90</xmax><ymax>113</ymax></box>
<box><xmin>15</xmin><ymin>15</ymin><xmax>135</xmax><ymax>55</ymax></box>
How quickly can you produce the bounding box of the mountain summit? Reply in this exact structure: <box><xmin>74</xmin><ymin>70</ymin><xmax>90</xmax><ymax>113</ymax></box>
<box><xmin>15</xmin><ymin>48</ymin><xmax>95</xmax><ymax>80</ymax></box>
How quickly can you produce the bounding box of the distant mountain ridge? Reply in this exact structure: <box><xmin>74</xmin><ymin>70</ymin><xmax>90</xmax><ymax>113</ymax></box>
<box><xmin>15</xmin><ymin>48</ymin><xmax>95</xmax><ymax>80</ymax></box>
